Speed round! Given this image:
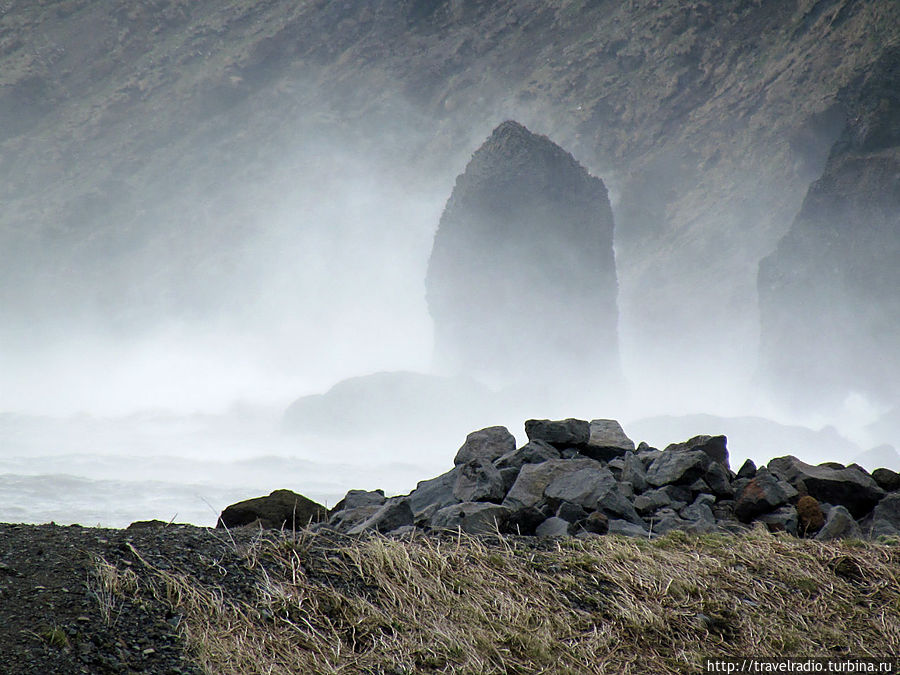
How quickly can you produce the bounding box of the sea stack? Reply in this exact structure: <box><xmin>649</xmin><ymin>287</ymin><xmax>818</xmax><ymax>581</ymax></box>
<box><xmin>425</xmin><ymin>121</ymin><xmax>620</xmax><ymax>388</ymax></box>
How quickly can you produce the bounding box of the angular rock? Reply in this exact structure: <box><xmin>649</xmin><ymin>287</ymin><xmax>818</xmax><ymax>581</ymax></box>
<box><xmin>617</xmin><ymin>481</ymin><xmax>635</xmax><ymax>500</ymax></box>
<box><xmin>681</xmin><ymin>502</ymin><xmax>716</xmax><ymax>526</ymax></box>
<box><xmin>347</xmin><ymin>498</ymin><xmax>414</xmax><ymax>535</ymax></box>
<box><xmin>815</xmin><ymin>505</ymin><xmax>862</xmax><ymax>541</ymax></box>
<box><xmin>777</xmin><ymin>480</ymin><xmax>799</xmax><ymax>502</ymax></box>
<box><xmin>734</xmin><ymin>468</ymin><xmax>788</xmax><ymax>523</ymax></box>
<box><xmin>454</xmin><ymin>426</ymin><xmax>516</xmax><ymax>465</ymax></box>
<box><xmin>646</xmin><ymin>449</ymin><xmax>711</xmax><ymax>487</ymax></box>
<box><xmin>524</xmin><ymin>418</ymin><xmax>591</xmax><ymax>448</ymax></box>
<box><xmin>661</xmin><ymin>485</ymin><xmax>692</xmax><ymax>504</ymax></box>
<box><xmin>872</xmin><ymin>468</ymin><xmax>900</xmax><ymax>492</ymax></box>
<box><xmin>217</xmin><ymin>490</ymin><xmax>327</xmax><ymax>530</ymax></box>
<box><xmin>869</xmin><ymin>519</ymin><xmax>900</xmax><ymax>538</ymax></box>
<box><xmin>502</xmin><ymin>458</ymin><xmax>596</xmax><ymax>511</ymax></box>
<box><xmin>495</xmin><ymin>439</ymin><xmax>560</xmax><ymax>471</ymax></box>
<box><xmin>693</xmin><ymin>493</ymin><xmax>716</xmax><ymax>508</ymax></box>
<box><xmin>607</xmin><ymin>518</ymin><xmax>649</xmax><ymax>537</ymax></box>
<box><xmin>758</xmin><ymin>506</ymin><xmax>799</xmax><ymax>536</ymax></box>
<box><xmin>606</xmin><ymin>458</ymin><xmax>626</xmax><ymax>475</ymax></box>
<box><xmin>581</xmin><ymin>419</ymin><xmax>635</xmax><ymax>461</ymax></box>
<box><xmin>705</xmin><ymin>461</ymin><xmax>734</xmax><ymax>498</ymax></box>
<box><xmin>796</xmin><ymin>495</ymin><xmax>825</xmax><ymax>536</ymax></box>
<box><xmin>504</xmin><ymin>506</ymin><xmax>550</xmax><ymax>536</ymax></box>
<box><xmin>543</xmin><ymin>464</ymin><xmax>643</xmax><ymax>524</ymax></box>
<box><xmin>328</xmin><ymin>505</ymin><xmax>383</xmax><ymax>533</ymax></box>
<box><xmin>633</xmin><ymin>489</ymin><xmax>673</xmax><ymax>517</ymax></box>
<box><xmin>406</xmin><ymin>468</ymin><xmax>459</xmax><ymax>520</ymax></box>
<box><xmin>650</xmin><ymin>509</ymin><xmax>689</xmax><ymax>535</ymax></box>
<box><xmin>636</xmin><ymin>444</ymin><xmax>661</xmax><ymax>466</ymax></box>
<box><xmin>330</xmin><ymin>489</ymin><xmax>386</xmax><ymax>514</ymax></box>
<box><xmin>579</xmin><ymin>511</ymin><xmax>610</xmax><ymax>535</ymax></box>
<box><xmin>499</xmin><ymin>467</ymin><xmax>520</xmax><ymax>494</ymax></box>
<box><xmin>663</xmin><ymin>435</ymin><xmax>729</xmax><ymax>470</ymax></box>
<box><xmin>688</xmin><ymin>478</ymin><xmax>711</xmax><ymax>495</ymax></box>
<box><xmin>872</xmin><ymin>493</ymin><xmax>900</xmax><ymax>530</ymax></box>
<box><xmin>429</xmin><ymin>502</ymin><xmax>510</xmax><ymax>535</ymax></box>
<box><xmin>768</xmin><ymin>455</ymin><xmax>886</xmax><ymax>518</ymax></box>
<box><xmin>453</xmin><ymin>458</ymin><xmax>507</xmax><ymax>503</ymax></box>
<box><xmin>622</xmin><ymin>452</ymin><xmax>649</xmax><ymax>493</ymax></box>
<box><xmin>737</xmin><ymin>459</ymin><xmax>757</xmax><ymax>479</ymax></box>
<box><xmin>556</xmin><ymin>501</ymin><xmax>589</xmax><ymax>523</ymax></box>
<box><xmin>535</xmin><ymin>516</ymin><xmax>573</xmax><ymax>537</ymax></box>
<box><xmin>425</xmin><ymin>120</ymin><xmax>620</xmax><ymax>384</ymax></box>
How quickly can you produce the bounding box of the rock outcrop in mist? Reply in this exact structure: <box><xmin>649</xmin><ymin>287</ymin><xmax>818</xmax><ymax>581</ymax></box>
<box><xmin>758</xmin><ymin>46</ymin><xmax>900</xmax><ymax>408</ymax></box>
<box><xmin>426</xmin><ymin>121</ymin><xmax>619</xmax><ymax>386</ymax></box>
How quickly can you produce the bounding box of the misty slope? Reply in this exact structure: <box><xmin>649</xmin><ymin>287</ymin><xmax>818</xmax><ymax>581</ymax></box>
<box><xmin>1</xmin><ymin>0</ymin><xmax>898</xmax><ymax>400</ymax></box>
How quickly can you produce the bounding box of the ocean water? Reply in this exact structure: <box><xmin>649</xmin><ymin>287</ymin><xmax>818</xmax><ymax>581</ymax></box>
<box><xmin>0</xmin><ymin>409</ymin><xmax>446</xmax><ymax>528</ymax></box>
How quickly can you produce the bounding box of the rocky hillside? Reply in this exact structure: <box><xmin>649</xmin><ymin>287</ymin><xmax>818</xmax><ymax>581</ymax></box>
<box><xmin>2</xmin><ymin>0</ymin><xmax>897</xmax><ymax>402</ymax></box>
<box><xmin>758</xmin><ymin>45</ymin><xmax>900</xmax><ymax>408</ymax></box>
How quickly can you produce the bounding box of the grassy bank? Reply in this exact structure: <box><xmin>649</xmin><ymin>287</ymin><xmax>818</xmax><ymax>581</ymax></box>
<box><xmin>99</xmin><ymin>528</ymin><xmax>900</xmax><ymax>674</ymax></box>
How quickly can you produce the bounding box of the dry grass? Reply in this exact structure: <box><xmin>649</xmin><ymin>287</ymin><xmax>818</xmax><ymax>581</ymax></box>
<box><xmin>90</xmin><ymin>555</ymin><xmax>141</xmax><ymax>627</ymax></box>
<box><xmin>107</xmin><ymin>528</ymin><xmax>900</xmax><ymax>674</ymax></box>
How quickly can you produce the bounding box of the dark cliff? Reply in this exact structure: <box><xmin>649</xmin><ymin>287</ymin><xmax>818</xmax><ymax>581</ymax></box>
<box><xmin>758</xmin><ymin>47</ymin><xmax>900</xmax><ymax>407</ymax></box>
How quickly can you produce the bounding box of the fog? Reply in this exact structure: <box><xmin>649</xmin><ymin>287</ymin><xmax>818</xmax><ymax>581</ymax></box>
<box><xmin>1</xmin><ymin>71</ymin><xmax>897</xmax><ymax>529</ymax></box>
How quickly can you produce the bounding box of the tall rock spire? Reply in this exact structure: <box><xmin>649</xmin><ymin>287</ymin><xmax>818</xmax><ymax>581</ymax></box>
<box><xmin>426</xmin><ymin>121</ymin><xmax>620</xmax><ymax>389</ymax></box>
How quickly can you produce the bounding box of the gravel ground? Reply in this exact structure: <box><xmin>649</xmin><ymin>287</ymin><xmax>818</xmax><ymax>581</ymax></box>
<box><xmin>0</xmin><ymin>521</ymin><xmax>261</xmax><ymax>675</ymax></box>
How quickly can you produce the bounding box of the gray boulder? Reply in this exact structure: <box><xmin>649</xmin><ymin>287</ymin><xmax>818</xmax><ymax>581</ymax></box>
<box><xmin>406</xmin><ymin>468</ymin><xmax>459</xmax><ymax>520</ymax></box>
<box><xmin>347</xmin><ymin>498</ymin><xmax>414</xmax><ymax>535</ymax></box>
<box><xmin>646</xmin><ymin>449</ymin><xmax>711</xmax><ymax>487</ymax></box>
<box><xmin>872</xmin><ymin>468</ymin><xmax>900</xmax><ymax>492</ymax></box>
<box><xmin>734</xmin><ymin>467</ymin><xmax>789</xmax><ymax>523</ymax></box>
<box><xmin>650</xmin><ymin>509</ymin><xmax>689</xmax><ymax>535</ymax></box>
<box><xmin>621</xmin><ymin>452</ymin><xmax>649</xmax><ymax>493</ymax></box>
<box><xmin>535</xmin><ymin>517</ymin><xmax>573</xmax><ymax>537</ymax></box>
<box><xmin>454</xmin><ymin>426</ymin><xmax>517</xmax><ymax>465</ymax></box>
<box><xmin>543</xmin><ymin>464</ymin><xmax>643</xmax><ymax>524</ymax></box>
<box><xmin>556</xmin><ymin>501</ymin><xmax>589</xmax><ymax>523</ymax></box>
<box><xmin>524</xmin><ymin>418</ymin><xmax>591</xmax><ymax>448</ymax></box>
<box><xmin>217</xmin><ymin>490</ymin><xmax>327</xmax><ymax>530</ymax></box>
<box><xmin>633</xmin><ymin>488</ymin><xmax>675</xmax><ymax>516</ymax></box>
<box><xmin>737</xmin><ymin>459</ymin><xmax>757</xmax><ymax>479</ymax></box>
<box><xmin>330</xmin><ymin>489</ymin><xmax>386</xmax><ymax>514</ymax></box>
<box><xmin>608</xmin><ymin>518</ymin><xmax>649</xmax><ymax>537</ymax></box>
<box><xmin>664</xmin><ymin>435</ymin><xmax>729</xmax><ymax>470</ymax></box>
<box><xmin>815</xmin><ymin>505</ymin><xmax>862</xmax><ymax>541</ymax></box>
<box><xmin>705</xmin><ymin>462</ymin><xmax>734</xmax><ymax>498</ymax></box>
<box><xmin>757</xmin><ymin>505</ymin><xmax>799</xmax><ymax>536</ymax></box>
<box><xmin>579</xmin><ymin>511</ymin><xmax>610</xmax><ymax>535</ymax></box>
<box><xmin>502</xmin><ymin>458</ymin><xmax>596</xmax><ymax>511</ymax></box>
<box><xmin>430</xmin><ymin>502</ymin><xmax>510</xmax><ymax>535</ymax></box>
<box><xmin>328</xmin><ymin>505</ymin><xmax>384</xmax><ymax>533</ymax></box>
<box><xmin>680</xmin><ymin>502</ymin><xmax>716</xmax><ymax>527</ymax></box>
<box><xmin>581</xmin><ymin>419</ymin><xmax>635</xmax><ymax>461</ymax></box>
<box><xmin>495</xmin><ymin>439</ymin><xmax>560</xmax><ymax>471</ymax></box>
<box><xmin>453</xmin><ymin>458</ymin><xmax>507</xmax><ymax>503</ymax></box>
<box><xmin>504</xmin><ymin>506</ymin><xmax>551</xmax><ymax>536</ymax></box>
<box><xmin>872</xmin><ymin>493</ymin><xmax>900</xmax><ymax>530</ymax></box>
<box><xmin>768</xmin><ymin>455</ymin><xmax>886</xmax><ymax>518</ymax></box>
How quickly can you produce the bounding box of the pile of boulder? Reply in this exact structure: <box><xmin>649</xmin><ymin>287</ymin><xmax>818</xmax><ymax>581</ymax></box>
<box><xmin>218</xmin><ymin>419</ymin><xmax>900</xmax><ymax>541</ymax></box>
